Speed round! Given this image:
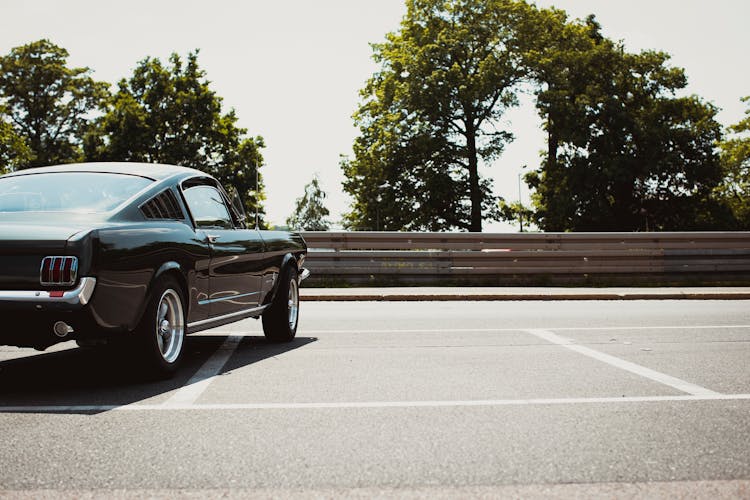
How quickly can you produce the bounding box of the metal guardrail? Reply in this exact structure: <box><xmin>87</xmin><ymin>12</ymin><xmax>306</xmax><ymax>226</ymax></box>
<box><xmin>300</xmin><ymin>232</ymin><xmax>750</xmax><ymax>286</ymax></box>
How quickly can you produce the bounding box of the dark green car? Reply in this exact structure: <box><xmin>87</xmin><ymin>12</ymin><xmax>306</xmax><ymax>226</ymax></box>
<box><xmin>0</xmin><ymin>162</ymin><xmax>308</xmax><ymax>377</ymax></box>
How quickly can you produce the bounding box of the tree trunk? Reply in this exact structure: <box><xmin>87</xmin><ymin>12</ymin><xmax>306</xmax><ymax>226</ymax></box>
<box><xmin>547</xmin><ymin>114</ymin><xmax>557</xmax><ymax>174</ymax></box>
<box><xmin>466</xmin><ymin>122</ymin><xmax>482</xmax><ymax>232</ymax></box>
<box><xmin>545</xmin><ymin>114</ymin><xmax>560</xmax><ymax>230</ymax></box>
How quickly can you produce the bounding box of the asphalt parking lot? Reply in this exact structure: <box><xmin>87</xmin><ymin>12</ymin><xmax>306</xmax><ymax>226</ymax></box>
<box><xmin>1</xmin><ymin>299</ymin><xmax>749</xmax><ymax>498</ymax></box>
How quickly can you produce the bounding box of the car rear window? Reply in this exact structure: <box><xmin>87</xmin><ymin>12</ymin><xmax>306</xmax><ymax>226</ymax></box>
<box><xmin>0</xmin><ymin>172</ymin><xmax>153</xmax><ymax>213</ymax></box>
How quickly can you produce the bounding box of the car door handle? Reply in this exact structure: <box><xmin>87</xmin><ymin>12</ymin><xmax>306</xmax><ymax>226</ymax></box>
<box><xmin>206</xmin><ymin>234</ymin><xmax>221</xmax><ymax>243</ymax></box>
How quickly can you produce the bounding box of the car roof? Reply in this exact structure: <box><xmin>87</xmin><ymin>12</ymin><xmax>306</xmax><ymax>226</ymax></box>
<box><xmin>1</xmin><ymin>162</ymin><xmax>208</xmax><ymax>181</ymax></box>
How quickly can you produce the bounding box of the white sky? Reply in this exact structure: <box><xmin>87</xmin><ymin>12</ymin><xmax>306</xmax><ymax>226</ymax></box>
<box><xmin>1</xmin><ymin>0</ymin><xmax>748</xmax><ymax>231</ymax></box>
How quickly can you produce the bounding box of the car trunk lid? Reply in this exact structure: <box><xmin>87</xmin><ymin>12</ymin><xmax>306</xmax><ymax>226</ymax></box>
<box><xmin>0</xmin><ymin>223</ymin><xmax>87</xmax><ymax>290</ymax></box>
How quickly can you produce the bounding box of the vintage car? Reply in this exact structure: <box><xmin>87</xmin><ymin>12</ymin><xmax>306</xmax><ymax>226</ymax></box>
<box><xmin>0</xmin><ymin>162</ymin><xmax>308</xmax><ymax>376</ymax></box>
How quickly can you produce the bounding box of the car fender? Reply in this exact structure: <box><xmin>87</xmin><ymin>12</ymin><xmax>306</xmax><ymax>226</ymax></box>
<box><xmin>280</xmin><ymin>253</ymin><xmax>299</xmax><ymax>273</ymax></box>
<box><xmin>150</xmin><ymin>260</ymin><xmax>189</xmax><ymax>307</ymax></box>
<box><xmin>154</xmin><ymin>261</ymin><xmax>185</xmax><ymax>284</ymax></box>
<box><xmin>128</xmin><ymin>261</ymin><xmax>188</xmax><ymax>330</ymax></box>
<box><xmin>265</xmin><ymin>253</ymin><xmax>298</xmax><ymax>306</ymax></box>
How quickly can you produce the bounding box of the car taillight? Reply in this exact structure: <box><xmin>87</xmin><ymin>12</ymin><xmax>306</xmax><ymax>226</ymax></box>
<box><xmin>40</xmin><ymin>256</ymin><xmax>78</xmax><ymax>286</ymax></box>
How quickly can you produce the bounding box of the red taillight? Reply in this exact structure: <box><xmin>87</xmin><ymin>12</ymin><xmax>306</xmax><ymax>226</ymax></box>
<box><xmin>52</xmin><ymin>258</ymin><xmax>62</xmax><ymax>283</ymax></box>
<box><xmin>40</xmin><ymin>256</ymin><xmax>78</xmax><ymax>286</ymax></box>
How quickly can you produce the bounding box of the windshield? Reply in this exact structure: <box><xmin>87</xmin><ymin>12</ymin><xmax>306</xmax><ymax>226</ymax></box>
<box><xmin>0</xmin><ymin>172</ymin><xmax>153</xmax><ymax>213</ymax></box>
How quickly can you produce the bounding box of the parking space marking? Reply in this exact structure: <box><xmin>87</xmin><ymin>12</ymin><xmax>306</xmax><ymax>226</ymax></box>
<box><xmin>1</xmin><ymin>394</ymin><xmax>750</xmax><ymax>413</ymax></box>
<box><xmin>161</xmin><ymin>335</ymin><xmax>243</xmax><ymax>407</ymax></box>
<box><xmin>525</xmin><ymin>329</ymin><xmax>721</xmax><ymax>396</ymax></box>
<box><xmin>260</xmin><ymin>324</ymin><xmax>750</xmax><ymax>335</ymax></box>
<box><xmin>2</xmin><ymin>323</ymin><xmax>745</xmax><ymax>414</ymax></box>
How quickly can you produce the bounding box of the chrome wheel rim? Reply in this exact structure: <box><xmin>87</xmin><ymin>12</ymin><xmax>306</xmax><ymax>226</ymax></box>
<box><xmin>155</xmin><ymin>289</ymin><xmax>184</xmax><ymax>364</ymax></box>
<box><xmin>288</xmin><ymin>278</ymin><xmax>299</xmax><ymax>330</ymax></box>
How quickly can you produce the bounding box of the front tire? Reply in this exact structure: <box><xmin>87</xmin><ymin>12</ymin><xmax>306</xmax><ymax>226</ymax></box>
<box><xmin>262</xmin><ymin>265</ymin><xmax>299</xmax><ymax>342</ymax></box>
<box><xmin>135</xmin><ymin>275</ymin><xmax>186</xmax><ymax>377</ymax></box>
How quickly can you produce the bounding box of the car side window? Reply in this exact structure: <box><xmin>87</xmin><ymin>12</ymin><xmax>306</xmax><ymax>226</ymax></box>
<box><xmin>182</xmin><ymin>185</ymin><xmax>233</xmax><ymax>229</ymax></box>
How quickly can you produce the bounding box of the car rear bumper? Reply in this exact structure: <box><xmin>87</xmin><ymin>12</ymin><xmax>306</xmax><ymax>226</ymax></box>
<box><xmin>0</xmin><ymin>278</ymin><xmax>104</xmax><ymax>349</ymax></box>
<box><xmin>0</xmin><ymin>277</ymin><xmax>96</xmax><ymax>307</ymax></box>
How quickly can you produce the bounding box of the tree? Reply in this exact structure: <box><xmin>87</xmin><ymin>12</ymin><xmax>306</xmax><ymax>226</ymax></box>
<box><xmin>0</xmin><ymin>39</ymin><xmax>109</xmax><ymax>169</ymax></box>
<box><xmin>343</xmin><ymin>0</ymin><xmax>533</xmax><ymax>232</ymax></box>
<box><xmin>286</xmin><ymin>174</ymin><xmax>331</xmax><ymax>231</ymax></box>
<box><xmin>86</xmin><ymin>51</ymin><xmax>266</xmax><ymax>221</ymax></box>
<box><xmin>0</xmin><ymin>108</ymin><xmax>31</xmax><ymax>173</ymax></box>
<box><xmin>717</xmin><ymin>96</ymin><xmax>750</xmax><ymax>229</ymax></box>
<box><xmin>521</xmin><ymin>16</ymin><xmax>724</xmax><ymax>231</ymax></box>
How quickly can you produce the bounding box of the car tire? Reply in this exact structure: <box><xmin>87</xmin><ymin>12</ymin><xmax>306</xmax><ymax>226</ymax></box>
<box><xmin>135</xmin><ymin>275</ymin><xmax>186</xmax><ymax>378</ymax></box>
<box><xmin>262</xmin><ymin>265</ymin><xmax>299</xmax><ymax>343</ymax></box>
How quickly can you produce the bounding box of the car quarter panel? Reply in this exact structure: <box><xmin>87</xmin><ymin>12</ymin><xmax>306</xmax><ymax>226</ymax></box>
<box><xmin>89</xmin><ymin>222</ymin><xmax>210</xmax><ymax>331</ymax></box>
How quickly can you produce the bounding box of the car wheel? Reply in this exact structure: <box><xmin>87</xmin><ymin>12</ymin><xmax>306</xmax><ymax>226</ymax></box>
<box><xmin>135</xmin><ymin>275</ymin><xmax>186</xmax><ymax>377</ymax></box>
<box><xmin>262</xmin><ymin>265</ymin><xmax>299</xmax><ymax>343</ymax></box>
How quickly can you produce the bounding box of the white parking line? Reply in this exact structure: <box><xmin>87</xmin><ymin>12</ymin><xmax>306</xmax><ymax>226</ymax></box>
<box><xmin>1</xmin><ymin>394</ymin><xmax>749</xmax><ymax>413</ymax></box>
<box><xmin>524</xmin><ymin>329</ymin><xmax>721</xmax><ymax>396</ymax></box>
<box><xmin>539</xmin><ymin>324</ymin><xmax>750</xmax><ymax>331</ymax></box>
<box><xmin>161</xmin><ymin>335</ymin><xmax>243</xmax><ymax>407</ymax></box>
<box><xmin>279</xmin><ymin>324</ymin><xmax>750</xmax><ymax>335</ymax></box>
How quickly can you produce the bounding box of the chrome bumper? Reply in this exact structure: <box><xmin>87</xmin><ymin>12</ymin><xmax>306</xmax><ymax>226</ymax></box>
<box><xmin>0</xmin><ymin>277</ymin><xmax>97</xmax><ymax>306</ymax></box>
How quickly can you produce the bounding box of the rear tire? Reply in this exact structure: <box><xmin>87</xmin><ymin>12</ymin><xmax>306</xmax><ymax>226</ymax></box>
<box><xmin>262</xmin><ymin>265</ymin><xmax>299</xmax><ymax>343</ymax></box>
<box><xmin>134</xmin><ymin>275</ymin><xmax>186</xmax><ymax>378</ymax></box>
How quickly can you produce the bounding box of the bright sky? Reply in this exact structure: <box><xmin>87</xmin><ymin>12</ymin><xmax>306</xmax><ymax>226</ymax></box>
<box><xmin>1</xmin><ymin>0</ymin><xmax>748</xmax><ymax>231</ymax></box>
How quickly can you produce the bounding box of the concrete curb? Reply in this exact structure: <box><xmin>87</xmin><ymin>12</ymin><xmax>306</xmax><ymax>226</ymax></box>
<box><xmin>299</xmin><ymin>287</ymin><xmax>750</xmax><ymax>301</ymax></box>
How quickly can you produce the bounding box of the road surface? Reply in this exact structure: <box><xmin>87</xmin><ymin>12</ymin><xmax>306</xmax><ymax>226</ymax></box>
<box><xmin>1</xmin><ymin>300</ymin><xmax>749</xmax><ymax>498</ymax></box>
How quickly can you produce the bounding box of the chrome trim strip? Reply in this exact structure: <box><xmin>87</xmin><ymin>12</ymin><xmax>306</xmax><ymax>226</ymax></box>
<box><xmin>70</xmin><ymin>258</ymin><xmax>79</xmax><ymax>285</ymax></box>
<box><xmin>77</xmin><ymin>277</ymin><xmax>97</xmax><ymax>305</ymax></box>
<box><xmin>0</xmin><ymin>277</ymin><xmax>97</xmax><ymax>306</ymax></box>
<box><xmin>299</xmin><ymin>268</ymin><xmax>311</xmax><ymax>282</ymax></box>
<box><xmin>197</xmin><ymin>291</ymin><xmax>260</xmax><ymax>306</ymax></box>
<box><xmin>187</xmin><ymin>304</ymin><xmax>269</xmax><ymax>329</ymax></box>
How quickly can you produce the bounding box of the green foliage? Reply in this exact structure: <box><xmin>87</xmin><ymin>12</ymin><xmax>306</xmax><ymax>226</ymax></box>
<box><xmin>86</xmin><ymin>51</ymin><xmax>266</xmax><ymax>223</ymax></box>
<box><xmin>498</xmin><ymin>199</ymin><xmax>535</xmax><ymax>232</ymax></box>
<box><xmin>0</xmin><ymin>39</ymin><xmax>109</xmax><ymax>170</ymax></box>
<box><xmin>522</xmin><ymin>14</ymin><xmax>725</xmax><ymax>231</ymax></box>
<box><xmin>0</xmin><ymin>43</ymin><xmax>265</xmax><ymax>223</ymax></box>
<box><xmin>287</xmin><ymin>174</ymin><xmax>331</xmax><ymax>231</ymax></box>
<box><xmin>345</xmin><ymin>1</ymin><xmax>730</xmax><ymax>232</ymax></box>
<box><xmin>343</xmin><ymin>0</ymin><xmax>533</xmax><ymax>232</ymax></box>
<box><xmin>717</xmin><ymin>97</ymin><xmax>750</xmax><ymax>229</ymax></box>
<box><xmin>0</xmin><ymin>108</ymin><xmax>31</xmax><ymax>173</ymax></box>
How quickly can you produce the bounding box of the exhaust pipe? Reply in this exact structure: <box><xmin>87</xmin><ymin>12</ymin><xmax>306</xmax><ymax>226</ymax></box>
<box><xmin>53</xmin><ymin>321</ymin><xmax>74</xmax><ymax>338</ymax></box>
